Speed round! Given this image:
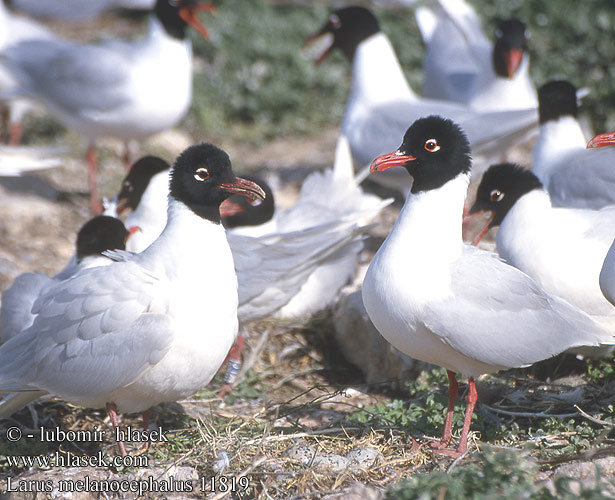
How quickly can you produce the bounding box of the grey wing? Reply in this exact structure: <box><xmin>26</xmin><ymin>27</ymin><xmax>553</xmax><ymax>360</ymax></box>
<box><xmin>0</xmin><ymin>272</ymin><xmax>55</xmax><ymax>343</ymax></box>
<box><xmin>231</xmin><ymin>221</ymin><xmax>367</xmax><ymax>322</ymax></box>
<box><xmin>548</xmin><ymin>149</ymin><xmax>615</xmax><ymax>209</ymax></box>
<box><xmin>2</xmin><ymin>40</ymin><xmax>131</xmax><ymax>113</ymax></box>
<box><xmin>424</xmin><ymin>246</ymin><xmax>612</xmax><ymax>369</ymax></box>
<box><xmin>0</xmin><ymin>262</ymin><xmax>174</xmax><ymax>398</ymax></box>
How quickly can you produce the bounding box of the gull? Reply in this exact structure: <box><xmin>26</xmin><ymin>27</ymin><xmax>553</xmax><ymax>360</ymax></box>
<box><xmin>0</xmin><ymin>143</ymin><xmax>266</xmax><ymax>457</ymax></box>
<box><xmin>304</xmin><ymin>6</ymin><xmax>538</xmax><ymax>194</ymax></box>
<box><xmin>0</xmin><ymin>0</ymin><xmax>214</xmax><ymax>212</ymax></box>
<box><xmin>418</xmin><ymin>0</ymin><xmax>537</xmax><ymax>110</ymax></box>
<box><xmin>532</xmin><ymin>80</ymin><xmax>615</xmax><ymax>209</ymax></box>
<box><xmin>467</xmin><ymin>162</ymin><xmax>615</xmax><ymax>357</ymax></box>
<box><xmin>114</xmin><ymin>141</ymin><xmax>390</xmax><ymax>322</ymax></box>
<box><xmin>362</xmin><ymin>115</ymin><xmax>613</xmax><ymax>455</ymax></box>
<box><xmin>588</xmin><ymin>131</ymin><xmax>615</xmax><ymax>306</ymax></box>
<box><xmin>1</xmin><ymin>216</ymin><xmax>136</xmax><ymax>343</ymax></box>
<box><xmin>0</xmin><ymin>0</ymin><xmax>56</xmax><ymax>145</ymax></box>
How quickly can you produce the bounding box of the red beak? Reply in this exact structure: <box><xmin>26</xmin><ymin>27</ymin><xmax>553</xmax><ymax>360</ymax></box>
<box><xmin>219</xmin><ymin>199</ymin><xmax>245</xmax><ymax>217</ymax></box>
<box><xmin>179</xmin><ymin>2</ymin><xmax>216</xmax><ymax>39</ymax></box>
<box><xmin>302</xmin><ymin>30</ymin><xmax>334</xmax><ymax>67</ymax></box>
<box><xmin>462</xmin><ymin>210</ymin><xmax>495</xmax><ymax>246</ymax></box>
<box><xmin>505</xmin><ymin>48</ymin><xmax>524</xmax><ymax>78</ymax></box>
<box><xmin>219</xmin><ymin>177</ymin><xmax>266</xmax><ymax>202</ymax></box>
<box><xmin>125</xmin><ymin>225</ymin><xmax>142</xmax><ymax>243</ymax></box>
<box><xmin>587</xmin><ymin>132</ymin><xmax>615</xmax><ymax>149</ymax></box>
<box><xmin>370</xmin><ymin>151</ymin><xmax>415</xmax><ymax>173</ymax></box>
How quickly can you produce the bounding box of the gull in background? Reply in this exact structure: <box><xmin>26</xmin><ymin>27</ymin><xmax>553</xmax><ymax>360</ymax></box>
<box><xmin>304</xmin><ymin>6</ymin><xmax>538</xmax><ymax>195</ymax></box>
<box><xmin>532</xmin><ymin>80</ymin><xmax>615</xmax><ymax>209</ymax></box>
<box><xmin>417</xmin><ymin>0</ymin><xmax>537</xmax><ymax>111</ymax></box>
<box><xmin>0</xmin><ymin>0</ymin><xmax>214</xmax><ymax>212</ymax></box>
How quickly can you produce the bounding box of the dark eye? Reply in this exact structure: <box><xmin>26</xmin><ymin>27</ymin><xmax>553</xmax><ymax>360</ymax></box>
<box><xmin>495</xmin><ymin>28</ymin><xmax>503</xmax><ymax>39</ymax></box>
<box><xmin>424</xmin><ymin>139</ymin><xmax>440</xmax><ymax>152</ymax></box>
<box><xmin>123</xmin><ymin>181</ymin><xmax>134</xmax><ymax>192</ymax></box>
<box><xmin>194</xmin><ymin>168</ymin><xmax>210</xmax><ymax>181</ymax></box>
<box><xmin>490</xmin><ymin>189</ymin><xmax>504</xmax><ymax>202</ymax></box>
<box><xmin>329</xmin><ymin>14</ymin><xmax>341</xmax><ymax>29</ymax></box>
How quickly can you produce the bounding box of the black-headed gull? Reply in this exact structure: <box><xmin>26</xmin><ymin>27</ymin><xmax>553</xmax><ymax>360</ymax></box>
<box><xmin>467</xmin><ymin>162</ymin><xmax>615</xmax><ymax>357</ymax></box>
<box><xmin>532</xmin><ymin>80</ymin><xmax>615</xmax><ymax>209</ymax></box>
<box><xmin>1</xmin><ymin>215</ymin><xmax>135</xmax><ymax>343</ymax></box>
<box><xmin>418</xmin><ymin>0</ymin><xmax>537</xmax><ymax>111</ymax></box>
<box><xmin>0</xmin><ymin>143</ymin><xmax>265</xmax><ymax>456</ymax></box>
<box><xmin>362</xmin><ymin>115</ymin><xmax>613</xmax><ymax>455</ymax></box>
<box><xmin>0</xmin><ymin>0</ymin><xmax>213</xmax><ymax>212</ymax></box>
<box><xmin>304</xmin><ymin>6</ymin><xmax>538</xmax><ymax>194</ymax></box>
<box><xmin>115</xmin><ymin>143</ymin><xmax>390</xmax><ymax>322</ymax></box>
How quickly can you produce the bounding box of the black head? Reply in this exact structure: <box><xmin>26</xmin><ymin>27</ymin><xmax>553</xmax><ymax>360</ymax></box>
<box><xmin>154</xmin><ymin>0</ymin><xmax>213</xmax><ymax>40</ymax></box>
<box><xmin>169</xmin><ymin>143</ymin><xmax>266</xmax><ymax>223</ymax></box>
<box><xmin>538</xmin><ymin>80</ymin><xmax>578</xmax><ymax>124</ymax></box>
<box><xmin>304</xmin><ymin>6</ymin><xmax>380</xmax><ymax>64</ymax></box>
<box><xmin>371</xmin><ymin>116</ymin><xmax>472</xmax><ymax>194</ymax></box>
<box><xmin>117</xmin><ymin>156</ymin><xmax>170</xmax><ymax>214</ymax></box>
<box><xmin>221</xmin><ymin>175</ymin><xmax>275</xmax><ymax>229</ymax></box>
<box><xmin>492</xmin><ymin>18</ymin><xmax>529</xmax><ymax>78</ymax></box>
<box><xmin>76</xmin><ymin>216</ymin><xmax>129</xmax><ymax>261</ymax></box>
<box><xmin>469</xmin><ymin>163</ymin><xmax>543</xmax><ymax>227</ymax></box>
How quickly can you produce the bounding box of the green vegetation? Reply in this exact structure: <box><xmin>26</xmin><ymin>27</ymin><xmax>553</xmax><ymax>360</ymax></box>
<box><xmin>386</xmin><ymin>447</ymin><xmax>615</xmax><ymax>499</ymax></box>
<box><xmin>188</xmin><ymin>0</ymin><xmax>615</xmax><ymax>144</ymax></box>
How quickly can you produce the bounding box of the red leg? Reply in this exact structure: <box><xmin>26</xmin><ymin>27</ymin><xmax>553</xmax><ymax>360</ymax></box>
<box><xmin>8</xmin><ymin>122</ymin><xmax>22</xmax><ymax>146</ymax></box>
<box><xmin>434</xmin><ymin>377</ymin><xmax>478</xmax><ymax>457</ymax></box>
<box><xmin>430</xmin><ymin>370</ymin><xmax>458</xmax><ymax>449</ymax></box>
<box><xmin>106</xmin><ymin>402</ymin><xmax>127</xmax><ymax>457</ymax></box>
<box><xmin>86</xmin><ymin>146</ymin><xmax>103</xmax><ymax>213</ymax></box>
<box><xmin>122</xmin><ymin>141</ymin><xmax>132</xmax><ymax>172</ymax></box>
<box><xmin>454</xmin><ymin>377</ymin><xmax>478</xmax><ymax>455</ymax></box>
<box><xmin>217</xmin><ymin>334</ymin><xmax>245</xmax><ymax>398</ymax></box>
<box><xmin>135</xmin><ymin>408</ymin><xmax>153</xmax><ymax>456</ymax></box>
<box><xmin>142</xmin><ymin>408</ymin><xmax>152</xmax><ymax>431</ymax></box>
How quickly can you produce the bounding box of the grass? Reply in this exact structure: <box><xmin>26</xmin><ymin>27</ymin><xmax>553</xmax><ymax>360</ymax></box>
<box><xmin>185</xmin><ymin>0</ymin><xmax>615</xmax><ymax>147</ymax></box>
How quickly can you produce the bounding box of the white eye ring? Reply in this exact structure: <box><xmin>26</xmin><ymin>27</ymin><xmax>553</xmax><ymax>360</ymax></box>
<box><xmin>329</xmin><ymin>14</ymin><xmax>341</xmax><ymax>29</ymax></box>
<box><xmin>490</xmin><ymin>189</ymin><xmax>504</xmax><ymax>202</ymax></box>
<box><xmin>194</xmin><ymin>168</ymin><xmax>210</xmax><ymax>181</ymax></box>
<box><xmin>424</xmin><ymin>139</ymin><xmax>440</xmax><ymax>152</ymax></box>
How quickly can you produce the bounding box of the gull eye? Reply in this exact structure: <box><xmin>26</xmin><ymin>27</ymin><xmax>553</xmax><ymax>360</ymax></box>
<box><xmin>424</xmin><ymin>139</ymin><xmax>440</xmax><ymax>152</ymax></box>
<box><xmin>329</xmin><ymin>14</ymin><xmax>341</xmax><ymax>29</ymax></box>
<box><xmin>490</xmin><ymin>189</ymin><xmax>504</xmax><ymax>202</ymax></box>
<box><xmin>194</xmin><ymin>168</ymin><xmax>210</xmax><ymax>181</ymax></box>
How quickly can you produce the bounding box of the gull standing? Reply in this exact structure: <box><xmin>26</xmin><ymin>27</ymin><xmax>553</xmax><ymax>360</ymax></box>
<box><xmin>362</xmin><ymin>115</ymin><xmax>613</xmax><ymax>455</ymax></box>
<box><xmin>0</xmin><ymin>0</ymin><xmax>214</xmax><ymax>212</ymax></box>
<box><xmin>0</xmin><ymin>143</ymin><xmax>265</xmax><ymax>457</ymax></box>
